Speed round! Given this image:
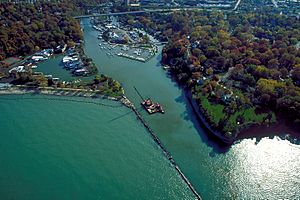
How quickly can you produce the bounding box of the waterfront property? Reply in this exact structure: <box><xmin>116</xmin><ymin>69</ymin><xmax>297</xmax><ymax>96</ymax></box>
<box><xmin>82</xmin><ymin>17</ymin><xmax>300</xmax><ymax>199</ymax></box>
<box><xmin>92</xmin><ymin>19</ymin><xmax>158</xmax><ymax>63</ymax></box>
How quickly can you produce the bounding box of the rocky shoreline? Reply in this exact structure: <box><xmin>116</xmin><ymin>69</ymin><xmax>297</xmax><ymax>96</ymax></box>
<box><xmin>0</xmin><ymin>85</ymin><xmax>120</xmax><ymax>100</ymax></box>
<box><xmin>186</xmin><ymin>90</ymin><xmax>236</xmax><ymax>144</ymax></box>
<box><xmin>0</xmin><ymin>85</ymin><xmax>202</xmax><ymax>199</ymax></box>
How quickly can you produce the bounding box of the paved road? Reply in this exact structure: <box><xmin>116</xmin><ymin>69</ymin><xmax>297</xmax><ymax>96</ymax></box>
<box><xmin>74</xmin><ymin>7</ymin><xmax>232</xmax><ymax>19</ymax></box>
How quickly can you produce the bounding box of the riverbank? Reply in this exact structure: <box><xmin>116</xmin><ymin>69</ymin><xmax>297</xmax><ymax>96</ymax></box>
<box><xmin>0</xmin><ymin>86</ymin><xmax>121</xmax><ymax>101</ymax></box>
<box><xmin>186</xmin><ymin>87</ymin><xmax>300</xmax><ymax>145</ymax></box>
<box><xmin>0</xmin><ymin>84</ymin><xmax>202</xmax><ymax>200</ymax></box>
<box><xmin>67</xmin><ymin>17</ymin><xmax>300</xmax><ymax>199</ymax></box>
<box><xmin>186</xmin><ymin>90</ymin><xmax>235</xmax><ymax>144</ymax></box>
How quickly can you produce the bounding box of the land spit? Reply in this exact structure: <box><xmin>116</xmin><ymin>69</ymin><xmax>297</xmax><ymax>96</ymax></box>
<box><xmin>0</xmin><ymin>85</ymin><xmax>202</xmax><ymax>200</ymax></box>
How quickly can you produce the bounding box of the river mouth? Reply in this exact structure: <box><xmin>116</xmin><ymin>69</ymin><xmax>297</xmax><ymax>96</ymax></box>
<box><xmin>0</xmin><ymin>94</ymin><xmax>196</xmax><ymax>200</ymax></box>
<box><xmin>81</xmin><ymin>18</ymin><xmax>300</xmax><ymax>199</ymax></box>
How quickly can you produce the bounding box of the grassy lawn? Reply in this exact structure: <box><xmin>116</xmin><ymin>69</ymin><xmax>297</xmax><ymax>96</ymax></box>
<box><xmin>195</xmin><ymin>86</ymin><xmax>277</xmax><ymax>133</ymax></box>
<box><xmin>199</xmin><ymin>95</ymin><xmax>225</xmax><ymax>124</ymax></box>
<box><xmin>228</xmin><ymin>107</ymin><xmax>276</xmax><ymax>126</ymax></box>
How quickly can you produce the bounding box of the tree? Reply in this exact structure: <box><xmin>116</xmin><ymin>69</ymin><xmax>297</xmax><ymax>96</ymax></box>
<box><xmin>291</xmin><ymin>66</ymin><xmax>300</xmax><ymax>85</ymax></box>
<box><xmin>260</xmin><ymin>93</ymin><xmax>271</xmax><ymax>105</ymax></box>
<box><xmin>254</xmin><ymin>66</ymin><xmax>269</xmax><ymax>79</ymax></box>
<box><xmin>206</xmin><ymin>67</ymin><xmax>213</xmax><ymax>76</ymax></box>
<box><xmin>267</xmin><ymin>58</ymin><xmax>279</xmax><ymax>69</ymax></box>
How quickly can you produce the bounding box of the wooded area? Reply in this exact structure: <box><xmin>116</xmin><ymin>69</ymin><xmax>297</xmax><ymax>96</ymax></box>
<box><xmin>0</xmin><ymin>1</ymin><xmax>82</xmax><ymax>60</ymax></box>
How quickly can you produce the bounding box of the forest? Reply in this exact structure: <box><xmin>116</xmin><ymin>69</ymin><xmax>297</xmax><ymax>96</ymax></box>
<box><xmin>120</xmin><ymin>8</ymin><xmax>300</xmax><ymax>137</ymax></box>
<box><xmin>0</xmin><ymin>1</ymin><xmax>82</xmax><ymax>61</ymax></box>
<box><xmin>0</xmin><ymin>0</ymin><xmax>123</xmax><ymax>97</ymax></box>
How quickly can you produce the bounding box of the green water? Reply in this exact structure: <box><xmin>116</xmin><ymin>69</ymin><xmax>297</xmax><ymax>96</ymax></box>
<box><xmin>0</xmin><ymin>18</ymin><xmax>299</xmax><ymax>200</ymax></box>
<box><xmin>81</xmin><ymin>19</ymin><xmax>300</xmax><ymax>199</ymax></box>
<box><xmin>34</xmin><ymin>54</ymin><xmax>91</xmax><ymax>82</ymax></box>
<box><xmin>0</xmin><ymin>95</ymin><xmax>194</xmax><ymax>200</ymax></box>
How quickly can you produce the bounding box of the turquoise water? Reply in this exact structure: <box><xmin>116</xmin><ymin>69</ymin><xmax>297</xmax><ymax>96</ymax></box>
<box><xmin>0</xmin><ymin>95</ymin><xmax>194</xmax><ymax>200</ymax></box>
<box><xmin>81</xmin><ymin>19</ymin><xmax>300</xmax><ymax>199</ymax></box>
<box><xmin>34</xmin><ymin>54</ymin><xmax>91</xmax><ymax>82</ymax></box>
<box><xmin>0</xmin><ymin>18</ymin><xmax>299</xmax><ymax>200</ymax></box>
<box><xmin>34</xmin><ymin>55</ymin><xmax>73</xmax><ymax>81</ymax></box>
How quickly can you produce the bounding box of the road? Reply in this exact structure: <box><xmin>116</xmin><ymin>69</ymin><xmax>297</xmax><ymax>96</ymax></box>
<box><xmin>74</xmin><ymin>7</ymin><xmax>232</xmax><ymax>19</ymax></box>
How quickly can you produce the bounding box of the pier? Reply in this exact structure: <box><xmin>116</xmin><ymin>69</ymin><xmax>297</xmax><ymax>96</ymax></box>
<box><xmin>0</xmin><ymin>85</ymin><xmax>202</xmax><ymax>199</ymax></box>
<box><xmin>116</xmin><ymin>52</ymin><xmax>146</xmax><ymax>62</ymax></box>
<box><xmin>121</xmin><ymin>96</ymin><xmax>202</xmax><ymax>200</ymax></box>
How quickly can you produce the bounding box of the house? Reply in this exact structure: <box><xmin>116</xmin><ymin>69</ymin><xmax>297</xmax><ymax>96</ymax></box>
<box><xmin>9</xmin><ymin>66</ymin><xmax>27</xmax><ymax>74</ymax></box>
<box><xmin>0</xmin><ymin>83</ymin><xmax>12</xmax><ymax>89</ymax></box>
<box><xmin>221</xmin><ymin>93</ymin><xmax>233</xmax><ymax>105</ymax></box>
<box><xmin>54</xmin><ymin>44</ymin><xmax>67</xmax><ymax>54</ymax></box>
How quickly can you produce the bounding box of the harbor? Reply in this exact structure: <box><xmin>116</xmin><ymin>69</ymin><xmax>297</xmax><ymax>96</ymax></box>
<box><xmin>0</xmin><ymin>94</ymin><xmax>196</xmax><ymax>200</ymax></box>
<box><xmin>82</xmin><ymin>18</ymin><xmax>300</xmax><ymax>199</ymax></box>
<box><xmin>91</xmin><ymin>17</ymin><xmax>158</xmax><ymax>63</ymax></box>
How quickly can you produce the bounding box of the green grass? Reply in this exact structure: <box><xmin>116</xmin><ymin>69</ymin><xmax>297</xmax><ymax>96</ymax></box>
<box><xmin>228</xmin><ymin>107</ymin><xmax>276</xmax><ymax>128</ymax></box>
<box><xmin>199</xmin><ymin>95</ymin><xmax>225</xmax><ymax>124</ymax></box>
<box><xmin>195</xmin><ymin>86</ymin><xmax>277</xmax><ymax>133</ymax></box>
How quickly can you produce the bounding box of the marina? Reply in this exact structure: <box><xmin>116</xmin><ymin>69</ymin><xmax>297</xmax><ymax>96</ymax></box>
<box><xmin>82</xmin><ymin>18</ymin><xmax>300</xmax><ymax>199</ymax></box>
<box><xmin>92</xmin><ymin>18</ymin><xmax>158</xmax><ymax>63</ymax></box>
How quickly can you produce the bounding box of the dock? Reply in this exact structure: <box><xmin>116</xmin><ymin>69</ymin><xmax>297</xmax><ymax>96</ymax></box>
<box><xmin>116</xmin><ymin>52</ymin><xmax>146</xmax><ymax>62</ymax></box>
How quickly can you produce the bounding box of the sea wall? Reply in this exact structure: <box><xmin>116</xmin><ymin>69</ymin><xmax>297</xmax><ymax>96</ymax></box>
<box><xmin>0</xmin><ymin>86</ymin><xmax>121</xmax><ymax>101</ymax></box>
<box><xmin>0</xmin><ymin>86</ymin><xmax>202</xmax><ymax>199</ymax></box>
<box><xmin>185</xmin><ymin>89</ymin><xmax>235</xmax><ymax>144</ymax></box>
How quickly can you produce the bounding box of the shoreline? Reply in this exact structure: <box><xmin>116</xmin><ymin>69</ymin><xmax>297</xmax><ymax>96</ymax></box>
<box><xmin>124</xmin><ymin>97</ymin><xmax>202</xmax><ymax>200</ymax></box>
<box><xmin>186</xmin><ymin>89</ymin><xmax>300</xmax><ymax>145</ymax></box>
<box><xmin>0</xmin><ymin>86</ymin><xmax>202</xmax><ymax>200</ymax></box>
<box><xmin>0</xmin><ymin>86</ymin><xmax>121</xmax><ymax>101</ymax></box>
<box><xmin>186</xmin><ymin>89</ymin><xmax>235</xmax><ymax>144</ymax></box>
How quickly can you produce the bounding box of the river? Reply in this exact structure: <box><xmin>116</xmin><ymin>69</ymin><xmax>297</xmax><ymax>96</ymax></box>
<box><xmin>0</xmin><ymin>18</ymin><xmax>299</xmax><ymax>200</ymax></box>
<box><xmin>81</xmin><ymin>18</ymin><xmax>300</xmax><ymax>199</ymax></box>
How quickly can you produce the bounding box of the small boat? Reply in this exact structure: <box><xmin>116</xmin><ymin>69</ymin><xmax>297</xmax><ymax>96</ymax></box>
<box><xmin>163</xmin><ymin>65</ymin><xmax>171</xmax><ymax>70</ymax></box>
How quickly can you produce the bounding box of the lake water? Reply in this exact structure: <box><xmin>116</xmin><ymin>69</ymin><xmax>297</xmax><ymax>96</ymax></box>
<box><xmin>81</xmin><ymin>18</ymin><xmax>300</xmax><ymax>199</ymax></box>
<box><xmin>0</xmin><ymin>18</ymin><xmax>299</xmax><ymax>200</ymax></box>
<box><xmin>0</xmin><ymin>95</ymin><xmax>194</xmax><ymax>200</ymax></box>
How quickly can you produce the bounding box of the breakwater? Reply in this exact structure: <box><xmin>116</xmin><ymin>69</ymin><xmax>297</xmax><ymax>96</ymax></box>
<box><xmin>0</xmin><ymin>96</ymin><xmax>122</xmax><ymax>108</ymax></box>
<box><xmin>0</xmin><ymin>86</ymin><xmax>202</xmax><ymax>199</ymax></box>
<box><xmin>121</xmin><ymin>96</ymin><xmax>202</xmax><ymax>200</ymax></box>
<box><xmin>0</xmin><ymin>86</ymin><xmax>125</xmax><ymax>108</ymax></box>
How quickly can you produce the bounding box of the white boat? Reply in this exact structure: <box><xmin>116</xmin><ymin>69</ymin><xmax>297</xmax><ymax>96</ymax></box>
<box><xmin>44</xmin><ymin>74</ymin><xmax>53</xmax><ymax>78</ymax></box>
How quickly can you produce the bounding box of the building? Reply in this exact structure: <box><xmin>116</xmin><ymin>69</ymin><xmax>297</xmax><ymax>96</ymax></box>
<box><xmin>124</xmin><ymin>0</ymin><xmax>141</xmax><ymax>6</ymax></box>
